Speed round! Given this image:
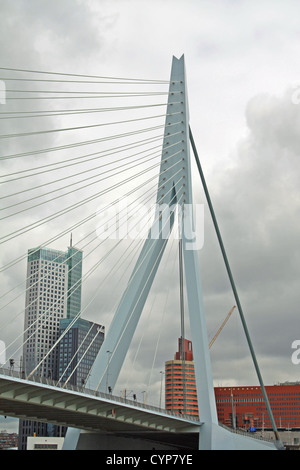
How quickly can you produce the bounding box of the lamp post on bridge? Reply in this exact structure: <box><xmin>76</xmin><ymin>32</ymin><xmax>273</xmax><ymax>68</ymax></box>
<box><xmin>121</xmin><ymin>389</ymin><xmax>134</xmax><ymax>401</ymax></box>
<box><xmin>105</xmin><ymin>350</ymin><xmax>111</xmax><ymax>394</ymax></box>
<box><xmin>159</xmin><ymin>371</ymin><xmax>164</xmax><ymax>409</ymax></box>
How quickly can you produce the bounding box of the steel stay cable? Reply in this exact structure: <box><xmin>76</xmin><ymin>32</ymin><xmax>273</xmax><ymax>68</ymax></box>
<box><xmin>0</xmin><ymin>155</ymin><xmax>174</xmax><ymax>272</ymax></box>
<box><xmin>0</xmin><ymin>103</ymin><xmax>181</xmax><ymax>120</ymax></box>
<box><xmin>0</xmin><ymin>142</ymin><xmax>163</xmax><ymax>198</ymax></box>
<box><xmin>27</xmin><ymin>175</ymin><xmax>183</xmax><ymax>363</ymax></box>
<box><xmin>0</xmin><ymin>134</ymin><xmax>183</xmax><ymax>270</ymax></box>
<box><xmin>0</xmin><ymin>165</ymin><xmax>173</xmax><ymax>309</ymax></box>
<box><xmin>0</xmin><ymin>132</ymin><xmax>180</xmax><ymax>183</ymax></box>
<box><xmin>0</xmin><ymin>150</ymin><xmax>182</xmax><ymax>273</ymax></box>
<box><xmin>1</xmin><ymin>131</ymin><xmax>182</xmax><ymax>185</ymax></box>
<box><xmin>0</xmin><ymin>77</ymin><xmax>168</xmax><ymax>85</ymax></box>
<box><xmin>189</xmin><ymin>126</ymin><xmax>282</xmax><ymax>443</ymax></box>
<box><xmin>1</xmin><ymin>135</ymin><xmax>183</xmax><ymax>208</ymax></box>
<box><xmin>124</xmin><ymin>231</ymin><xmax>177</xmax><ymax>395</ymax></box>
<box><xmin>0</xmin><ymin>104</ymin><xmax>165</xmax><ymax>118</ymax></box>
<box><xmin>6</xmin><ymin>229</ymin><xmax>130</xmax><ymax>374</ymax></box>
<box><xmin>31</xmin><ymin>182</ymin><xmax>185</xmax><ymax>383</ymax></box>
<box><xmin>4</xmin><ymin>226</ymin><xmax>144</xmax><ymax>366</ymax></box>
<box><xmin>0</xmin><ymin>160</ymin><xmax>162</xmax><ymax>241</ymax></box>
<box><xmin>0</xmin><ymin>66</ymin><xmax>170</xmax><ymax>83</ymax></box>
<box><xmin>0</xmin><ymin>158</ymin><xmax>184</xmax><ymax>338</ymax></box>
<box><xmin>5</xmin><ymin>89</ymin><xmax>169</xmax><ymax>95</ymax></box>
<box><xmin>0</xmin><ymin>147</ymin><xmax>163</xmax><ymax>210</ymax></box>
<box><xmin>0</xmin><ymin>164</ymin><xmax>183</xmax><ymax>321</ymax></box>
<box><xmin>4</xmin><ymin>92</ymin><xmax>173</xmax><ymax>100</ymax></box>
<box><xmin>58</xmin><ymin>233</ymin><xmax>148</xmax><ymax>387</ymax></box>
<box><xmin>146</xmin><ymin>233</ymin><xmax>179</xmax><ymax>403</ymax></box>
<box><xmin>28</xmin><ymin>208</ymin><xmax>181</xmax><ymax>386</ymax></box>
<box><xmin>58</xmin><ymin>234</ymin><xmax>147</xmax><ymax>386</ymax></box>
<box><xmin>0</xmin><ymin>146</ymin><xmax>184</xmax><ymax>243</ymax></box>
<box><xmin>0</xmin><ymin>150</ymin><xmax>163</xmax><ymax>217</ymax></box>
<box><xmin>1</xmin><ymin>127</ymin><xmax>184</xmax><ymax>192</ymax></box>
<box><xmin>59</xmin><ymin>323</ymin><xmax>103</xmax><ymax>387</ymax></box>
<box><xmin>23</xmin><ymin>179</ymin><xmax>184</xmax><ymax>380</ymax></box>
<box><xmin>3</xmin><ymin>87</ymin><xmax>174</xmax><ymax>98</ymax></box>
<box><xmin>0</xmin><ymin>133</ymin><xmax>166</xmax><ymax>181</ymax></box>
<box><xmin>94</xmin><ymin>190</ymin><xmax>184</xmax><ymax>393</ymax></box>
<box><xmin>0</xmin><ymin>111</ymin><xmax>181</xmax><ymax>140</ymax></box>
<box><xmin>0</xmin><ymin>173</ymin><xmax>162</xmax><ymax>302</ymax></box>
<box><xmin>0</xmin><ymin>182</ymin><xmax>157</xmax><ymax>321</ymax></box>
<box><xmin>63</xmin><ymin>327</ymin><xmax>104</xmax><ymax>387</ymax></box>
<box><xmin>0</xmin><ymin>121</ymin><xmax>182</xmax><ymax>161</ymax></box>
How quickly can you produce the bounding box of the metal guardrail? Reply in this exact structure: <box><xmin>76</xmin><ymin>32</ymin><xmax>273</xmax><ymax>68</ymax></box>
<box><xmin>0</xmin><ymin>367</ymin><xmax>200</xmax><ymax>424</ymax></box>
<box><xmin>218</xmin><ymin>422</ymin><xmax>275</xmax><ymax>443</ymax></box>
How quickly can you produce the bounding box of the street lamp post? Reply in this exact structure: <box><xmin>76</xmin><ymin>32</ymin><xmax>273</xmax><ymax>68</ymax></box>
<box><xmin>160</xmin><ymin>371</ymin><xmax>164</xmax><ymax>409</ymax></box>
<box><xmin>105</xmin><ymin>350</ymin><xmax>111</xmax><ymax>394</ymax></box>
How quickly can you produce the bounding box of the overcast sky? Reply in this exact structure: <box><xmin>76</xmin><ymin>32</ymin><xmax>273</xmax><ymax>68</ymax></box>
<box><xmin>1</xmin><ymin>0</ymin><xmax>300</xmax><ymax>432</ymax></box>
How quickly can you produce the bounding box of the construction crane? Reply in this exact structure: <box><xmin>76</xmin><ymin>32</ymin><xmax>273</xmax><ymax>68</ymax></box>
<box><xmin>209</xmin><ymin>306</ymin><xmax>236</xmax><ymax>349</ymax></box>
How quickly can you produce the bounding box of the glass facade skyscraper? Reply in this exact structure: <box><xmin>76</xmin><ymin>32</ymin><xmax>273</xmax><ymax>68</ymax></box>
<box><xmin>58</xmin><ymin>318</ymin><xmax>104</xmax><ymax>388</ymax></box>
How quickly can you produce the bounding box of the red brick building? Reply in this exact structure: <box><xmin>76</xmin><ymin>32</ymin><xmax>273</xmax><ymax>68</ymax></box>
<box><xmin>215</xmin><ymin>383</ymin><xmax>300</xmax><ymax>430</ymax></box>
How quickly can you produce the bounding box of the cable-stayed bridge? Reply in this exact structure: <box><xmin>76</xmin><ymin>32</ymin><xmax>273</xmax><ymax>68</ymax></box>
<box><xmin>0</xmin><ymin>56</ymin><xmax>283</xmax><ymax>450</ymax></box>
<box><xmin>0</xmin><ymin>367</ymin><xmax>277</xmax><ymax>450</ymax></box>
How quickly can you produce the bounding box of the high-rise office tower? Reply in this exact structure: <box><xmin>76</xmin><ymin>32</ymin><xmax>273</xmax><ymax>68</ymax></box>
<box><xmin>165</xmin><ymin>338</ymin><xmax>198</xmax><ymax>416</ymax></box>
<box><xmin>22</xmin><ymin>243</ymin><xmax>82</xmax><ymax>378</ymax></box>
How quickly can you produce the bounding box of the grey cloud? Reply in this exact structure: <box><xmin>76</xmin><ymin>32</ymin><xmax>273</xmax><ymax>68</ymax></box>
<box><xmin>245</xmin><ymin>92</ymin><xmax>300</xmax><ymax>154</ymax></box>
<box><xmin>199</xmin><ymin>89</ymin><xmax>300</xmax><ymax>384</ymax></box>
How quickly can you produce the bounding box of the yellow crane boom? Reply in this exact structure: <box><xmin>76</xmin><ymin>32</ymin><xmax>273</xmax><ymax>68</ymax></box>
<box><xmin>209</xmin><ymin>306</ymin><xmax>236</xmax><ymax>349</ymax></box>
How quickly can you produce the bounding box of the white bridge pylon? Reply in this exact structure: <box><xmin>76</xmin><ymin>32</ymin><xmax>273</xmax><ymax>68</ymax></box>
<box><xmin>63</xmin><ymin>55</ymin><xmax>280</xmax><ymax>450</ymax></box>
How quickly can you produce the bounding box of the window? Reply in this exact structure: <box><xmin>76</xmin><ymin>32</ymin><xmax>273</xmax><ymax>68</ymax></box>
<box><xmin>34</xmin><ymin>443</ymin><xmax>58</xmax><ymax>450</ymax></box>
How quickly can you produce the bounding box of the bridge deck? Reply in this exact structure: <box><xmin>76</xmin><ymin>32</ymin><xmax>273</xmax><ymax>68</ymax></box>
<box><xmin>0</xmin><ymin>369</ymin><xmax>199</xmax><ymax>434</ymax></box>
<box><xmin>0</xmin><ymin>369</ymin><xmax>278</xmax><ymax>449</ymax></box>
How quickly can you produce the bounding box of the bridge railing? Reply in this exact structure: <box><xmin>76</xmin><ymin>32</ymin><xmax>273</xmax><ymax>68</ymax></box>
<box><xmin>218</xmin><ymin>422</ymin><xmax>275</xmax><ymax>443</ymax></box>
<box><xmin>0</xmin><ymin>367</ymin><xmax>199</xmax><ymax>423</ymax></box>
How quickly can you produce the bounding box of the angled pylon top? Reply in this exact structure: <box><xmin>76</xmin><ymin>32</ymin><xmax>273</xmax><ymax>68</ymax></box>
<box><xmin>156</xmin><ymin>55</ymin><xmax>192</xmax><ymax>209</ymax></box>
